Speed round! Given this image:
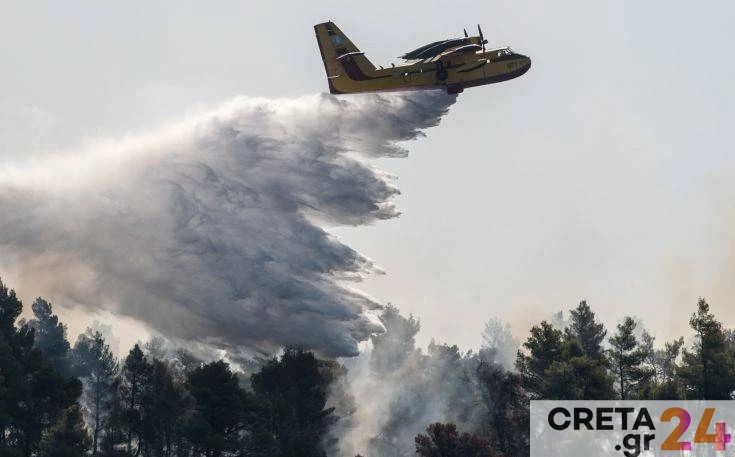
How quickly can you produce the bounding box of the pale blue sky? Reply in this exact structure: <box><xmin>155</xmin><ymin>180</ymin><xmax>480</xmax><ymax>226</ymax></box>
<box><xmin>1</xmin><ymin>0</ymin><xmax>734</xmax><ymax>351</ymax></box>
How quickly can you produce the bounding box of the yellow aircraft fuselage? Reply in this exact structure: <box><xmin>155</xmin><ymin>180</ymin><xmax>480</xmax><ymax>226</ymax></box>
<box><xmin>315</xmin><ymin>21</ymin><xmax>531</xmax><ymax>95</ymax></box>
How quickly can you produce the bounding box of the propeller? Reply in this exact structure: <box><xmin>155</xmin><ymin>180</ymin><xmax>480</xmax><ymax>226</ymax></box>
<box><xmin>477</xmin><ymin>24</ymin><xmax>488</xmax><ymax>52</ymax></box>
<box><xmin>464</xmin><ymin>28</ymin><xmax>468</xmax><ymax>38</ymax></box>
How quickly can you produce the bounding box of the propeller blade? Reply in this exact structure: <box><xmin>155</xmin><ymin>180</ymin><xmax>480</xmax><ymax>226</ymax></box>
<box><xmin>464</xmin><ymin>28</ymin><xmax>468</xmax><ymax>38</ymax></box>
<box><xmin>477</xmin><ymin>24</ymin><xmax>486</xmax><ymax>51</ymax></box>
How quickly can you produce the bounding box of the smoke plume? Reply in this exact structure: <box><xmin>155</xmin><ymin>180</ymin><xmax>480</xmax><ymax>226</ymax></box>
<box><xmin>0</xmin><ymin>91</ymin><xmax>455</xmax><ymax>358</ymax></box>
<box><xmin>327</xmin><ymin>306</ymin><xmax>521</xmax><ymax>456</ymax></box>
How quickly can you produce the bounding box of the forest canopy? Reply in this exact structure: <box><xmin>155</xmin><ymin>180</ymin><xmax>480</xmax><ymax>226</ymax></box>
<box><xmin>1</xmin><ymin>277</ymin><xmax>733</xmax><ymax>457</ymax></box>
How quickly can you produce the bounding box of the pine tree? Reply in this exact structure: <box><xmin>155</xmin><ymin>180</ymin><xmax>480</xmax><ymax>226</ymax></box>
<box><xmin>0</xmin><ymin>278</ymin><xmax>23</xmax><ymax>452</ymax></box>
<box><xmin>476</xmin><ymin>361</ymin><xmax>527</xmax><ymax>457</ymax></box>
<box><xmin>609</xmin><ymin>317</ymin><xmax>651</xmax><ymax>399</ymax></box>
<box><xmin>566</xmin><ymin>301</ymin><xmax>607</xmax><ymax>361</ymax></box>
<box><xmin>638</xmin><ymin>330</ymin><xmax>684</xmax><ymax>398</ymax></box>
<box><xmin>26</xmin><ymin>298</ymin><xmax>72</xmax><ymax>373</ymax></box>
<box><xmin>251</xmin><ymin>349</ymin><xmax>337</xmax><ymax>457</ymax></box>
<box><xmin>679</xmin><ymin>298</ymin><xmax>735</xmax><ymax>399</ymax></box>
<box><xmin>546</xmin><ymin>337</ymin><xmax>614</xmax><ymax>400</ymax></box>
<box><xmin>119</xmin><ymin>344</ymin><xmax>149</xmax><ymax>454</ymax></box>
<box><xmin>140</xmin><ymin>359</ymin><xmax>186</xmax><ymax>457</ymax></box>
<box><xmin>650</xmin><ymin>337</ymin><xmax>685</xmax><ymax>399</ymax></box>
<box><xmin>186</xmin><ymin>360</ymin><xmax>252</xmax><ymax>456</ymax></box>
<box><xmin>370</xmin><ymin>305</ymin><xmax>421</xmax><ymax>375</ymax></box>
<box><xmin>0</xmin><ymin>278</ymin><xmax>22</xmax><ymax>339</ymax></box>
<box><xmin>0</xmin><ymin>279</ymin><xmax>81</xmax><ymax>457</ymax></box>
<box><xmin>516</xmin><ymin>321</ymin><xmax>563</xmax><ymax>399</ymax></box>
<box><xmin>518</xmin><ymin>303</ymin><xmax>614</xmax><ymax>401</ymax></box>
<box><xmin>72</xmin><ymin>330</ymin><xmax>119</xmax><ymax>455</ymax></box>
<box><xmin>39</xmin><ymin>405</ymin><xmax>91</xmax><ymax>457</ymax></box>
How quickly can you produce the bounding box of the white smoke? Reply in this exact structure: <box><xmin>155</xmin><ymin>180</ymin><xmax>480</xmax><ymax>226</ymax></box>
<box><xmin>0</xmin><ymin>91</ymin><xmax>456</xmax><ymax>358</ymax></box>
<box><xmin>331</xmin><ymin>307</ymin><xmax>518</xmax><ymax>457</ymax></box>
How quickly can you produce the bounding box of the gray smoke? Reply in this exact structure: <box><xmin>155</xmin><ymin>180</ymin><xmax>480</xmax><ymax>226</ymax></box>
<box><xmin>331</xmin><ymin>306</ymin><xmax>520</xmax><ymax>457</ymax></box>
<box><xmin>0</xmin><ymin>91</ymin><xmax>455</xmax><ymax>357</ymax></box>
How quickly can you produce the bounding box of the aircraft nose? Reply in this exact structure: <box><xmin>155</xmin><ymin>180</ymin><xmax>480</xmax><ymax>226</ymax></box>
<box><xmin>518</xmin><ymin>54</ymin><xmax>531</xmax><ymax>68</ymax></box>
<box><xmin>516</xmin><ymin>54</ymin><xmax>531</xmax><ymax>75</ymax></box>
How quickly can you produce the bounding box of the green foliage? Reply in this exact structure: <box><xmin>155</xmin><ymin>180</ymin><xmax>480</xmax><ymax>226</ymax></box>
<box><xmin>0</xmin><ymin>278</ymin><xmax>22</xmax><ymax>339</ymax></box>
<box><xmin>26</xmin><ymin>298</ymin><xmax>72</xmax><ymax>374</ymax></box>
<box><xmin>186</xmin><ymin>360</ymin><xmax>253</xmax><ymax>456</ymax></box>
<box><xmin>538</xmin><ymin>337</ymin><xmax>611</xmax><ymax>400</ymax></box>
<box><xmin>475</xmin><ymin>361</ymin><xmax>527</xmax><ymax>457</ymax></box>
<box><xmin>7</xmin><ymin>274</ymin><xmax>735</xmax><ymax>457</ymax></box>
<box><xmin>119</xmin><ymin>344</ymin><xmax>148</xmax><ymax>455</ymax></box>
<box><xmin>39</xmin><ymin>405</ymin><xmax>91</xmax><ymax>457</ymax></box>
<box><xmin>251</xmin><ymin>348</ymin><xmax>336</xmax><ymax>457</ymax></box>
<box><xmin>0</xmin><ymin>276</ymin><xmax>350</xmax><ymax>457</ymax></box>
<box><xmin>679</xmin><ymin>298</ymin><xmax>735</xmax><ymax>399</ymax></box>
<box><xmin>517</xmin><ymin>302</ymin><xmax>615</xmax><ymax>400</ymax></box>
<box><xmin>566</xmin><ymin>301</ymin><xmax>607</xmax><ymax>362</ymax></box>
<box><xmin>608</xmin><ymin>317</ymin><xmax>652</xmax><ymax>399</ymax></box>
<box><xmin>516</xmin><ymin>321</ymin><xmax>563</xmax><ymax>399</ymax></box>
<box><xmin>0</xmin><ymin>278</ymin><xmax>81</xmax><ymax>457</ymax></box>
<box><xmin>140</xmin><ymin>359</ymin><xmax>186</xmax><ymax>456</ymax></box>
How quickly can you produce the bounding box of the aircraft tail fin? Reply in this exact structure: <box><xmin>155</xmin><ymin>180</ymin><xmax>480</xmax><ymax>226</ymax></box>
<box><xmin>314</xmin><ymin>21</ymin><xmax>378</xmax><ymax>93</ymax></box>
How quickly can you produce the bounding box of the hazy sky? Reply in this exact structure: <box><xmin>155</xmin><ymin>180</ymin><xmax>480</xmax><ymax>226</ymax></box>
<box><xmin>1</xmin><ymin>0</ymin><xmax>734</xmax><ymax>352</ymax></box>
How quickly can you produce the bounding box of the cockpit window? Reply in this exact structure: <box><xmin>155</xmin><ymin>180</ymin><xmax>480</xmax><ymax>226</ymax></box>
<box><xmin>497</xmin><ymin>48</ymin><xmax>513</xmax><ymax>57</ymax></box>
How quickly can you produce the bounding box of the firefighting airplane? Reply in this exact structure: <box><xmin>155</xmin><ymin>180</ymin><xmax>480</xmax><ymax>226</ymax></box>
<box><xmin>315</xmin><ymin>21</ymin><xmax>531</xmax><ymax>95</ymax></box>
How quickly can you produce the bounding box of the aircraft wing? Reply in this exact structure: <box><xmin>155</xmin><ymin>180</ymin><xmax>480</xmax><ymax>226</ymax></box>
<box><xmin>426</xmin><ymin>43</ymin><xmax>483</xmax><ymax>62</ymax></box>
